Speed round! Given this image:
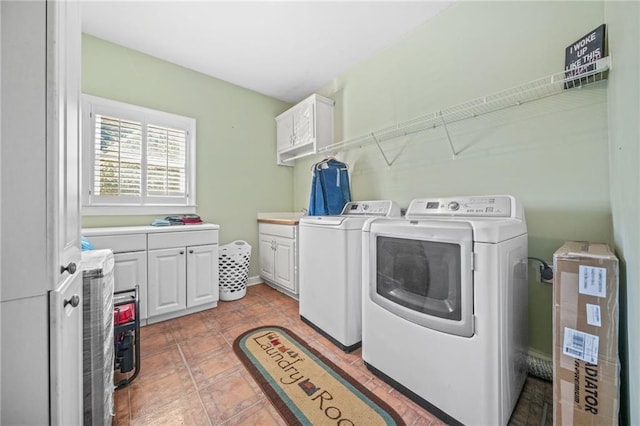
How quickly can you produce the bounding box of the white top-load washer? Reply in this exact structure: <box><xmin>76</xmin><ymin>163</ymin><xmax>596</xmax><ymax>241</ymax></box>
<box><xmin>361</xmin><ymin>195</ymin><xmax>528</xmax><ymax>425</ymax></box>
<box><xmin>299</xmin><ymin>200</ymin><xmax>401</xmax><ymax>352</ymax></box>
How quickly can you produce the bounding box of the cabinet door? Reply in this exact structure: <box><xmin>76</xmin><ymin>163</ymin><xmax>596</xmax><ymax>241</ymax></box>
<box><xmin>51</xmin><ymin>0</ymin><xmax>81</xmax><ymax>289</ymax></box>
<box><xmin>274</xmin><ymin>236</ymin><xmax>296</xmax><ymax>293</ymax></box>
<box><xmin>186</xmin><ymin>244</ymin><xmax>219</xmax><ymax>307</ymax></box>
<box><xmin>49</xmin><ymin>272</ymin><xmax>83</xmax><ymax>426</ymax></box>
<box><xmin>293</xmin><ymin>101</ymin><xmax>314</xmax><ymax>147</ymax></box>
<box><xmin>276</xmin><ymin>113</ymin><xmax>294</xmax><ymax>151</ymax></box>
<box><xmin>114</xmin><ymin>251</ymin><xmax>148</xmax><ymax>320</ymax></box>
<box><xmin>259</xmin><ymin>235</ymin><xmax>275</xmax><ymax>282</ymax></box>
<box><xmin>147</xmin><ymin>248</ymin><xmax>186</xmax><ymax>317</ymax></box>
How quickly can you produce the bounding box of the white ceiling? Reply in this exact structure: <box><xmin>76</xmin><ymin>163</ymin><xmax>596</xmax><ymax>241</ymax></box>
<box><xmin>81</xmin><ymin>1</ymin><xmax>454</xmax><ymax>103</ymax></box>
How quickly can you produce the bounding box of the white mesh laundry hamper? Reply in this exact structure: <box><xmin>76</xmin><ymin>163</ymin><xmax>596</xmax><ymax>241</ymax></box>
<box><xmin>218</xmin><ymin>240</ymin><xmax>251</xmax><ymax>301</ymax></box>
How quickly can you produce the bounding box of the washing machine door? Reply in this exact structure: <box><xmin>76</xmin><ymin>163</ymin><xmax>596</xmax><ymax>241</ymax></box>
<box><xmin>366</xmin><ymin>219</ymin><xmax>475</xmax><ymax>337</ymax></box>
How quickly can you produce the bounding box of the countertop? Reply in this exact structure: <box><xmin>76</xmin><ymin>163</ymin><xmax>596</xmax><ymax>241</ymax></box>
<box><xmin>257</xmin><ymin>212</ymin><xmax>305</xmax><ymax>225</ymax></box>
<box><xmin>83</xmin><ymin>223</ymin><xmax>220</xmax><ymax>236</ymax></box>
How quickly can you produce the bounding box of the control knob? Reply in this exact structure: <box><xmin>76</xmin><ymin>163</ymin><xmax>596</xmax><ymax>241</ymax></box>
<box><xmin>448</xmin><ymin>201</ymin><xmax>460</xmax><ymax>211</ymax></box>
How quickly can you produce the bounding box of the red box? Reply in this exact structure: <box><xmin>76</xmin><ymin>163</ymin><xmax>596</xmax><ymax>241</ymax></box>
<box><xmin>114</xmin><ymin>303</ymin><xmax>135</xmax><ymax>326</ymax></box>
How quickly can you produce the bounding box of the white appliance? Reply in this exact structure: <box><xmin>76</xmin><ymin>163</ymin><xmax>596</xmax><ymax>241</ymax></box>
<box><xmin>362</xmin><ymin>195</ymin><xmax>528</xmax><ymax>425</ymax></box>
<box><xmin>81</xmin><ymin>249</ymin><xmax>115</xmax><ymax>425</ymax></box>
<box><xmin>299</xmin><ymin>200</ymin><xmax>401</xmax><ymax>351</ymax></box>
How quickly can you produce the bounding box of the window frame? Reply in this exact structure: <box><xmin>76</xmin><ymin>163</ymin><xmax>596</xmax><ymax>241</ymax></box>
<box><xmin>82</xmin><ymin>95</ymin><xmax>197</xmax><ymax>216</ymax></box>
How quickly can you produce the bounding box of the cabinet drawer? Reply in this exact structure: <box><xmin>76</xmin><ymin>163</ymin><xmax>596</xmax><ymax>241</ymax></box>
<box><xmin>148</xmin><ymin>230</ymin><xmax>218</xmax><ymax>250</ymax></box>
<box><xmin>259</xmin><ymin>223</ymin><xmax>296</xmax><ymax>239</ymax></box>
<box><xmin>88</xmin><ymin>234</ymin><xmax>146</xmax><ymax>253</ymax></box>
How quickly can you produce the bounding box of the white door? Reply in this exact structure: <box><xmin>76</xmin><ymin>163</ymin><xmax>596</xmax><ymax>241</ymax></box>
<box><xmin>49</xmin><ymin>2</ymin><xmax>83</xmax><ymax>424</ymax></box>
<box><xmin>186</xmin><ymin>244</ymin><xmax>218</xmax><ymax>307</ymax></box>
<box><xmin>259</xmin><ymin>236</ymin><xmax>275</xmax><ymax>282</ymax></box>
<box><xmin>49</xmin><ymin>272</ymin><xmax>83</xmax><ymax>426</ymax></box>
<box><xmin>51</xmin><ymin>0</ymin><xmax>81</xmax><ymax>289</ymax></box>
<box><xmin>114</xmin><ymin>251</ymin><xmax>148</xmax><ymax>320</ymax></box>
<box><xmin>274</xmin><ymin>236</ymin><xmax>296</xmax><ymax>292</ymax></box>
<box><xmin>148</xmin><ymin>248</ymin><xmax>186</xmax><ymax>317</ymax></box>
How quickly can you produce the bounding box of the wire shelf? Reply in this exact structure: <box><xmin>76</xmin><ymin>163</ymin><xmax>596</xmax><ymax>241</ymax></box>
<box><xmin>316</xmin><ymin>57</ymin><xmax>611</xmax><ymax>160</ymax></box>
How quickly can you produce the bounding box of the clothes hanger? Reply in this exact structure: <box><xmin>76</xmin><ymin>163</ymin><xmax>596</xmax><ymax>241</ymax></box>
<box><xmin>311</xmin><ymin>155</ymin><xmax>335</xmax><ymax>170</ymax></box>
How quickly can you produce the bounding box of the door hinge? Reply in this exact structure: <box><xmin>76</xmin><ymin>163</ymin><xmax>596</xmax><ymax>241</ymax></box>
<box><xmin>471</xmin><ymin>252</ymin><xmax>477</xmax><ymax>270</ymax></box>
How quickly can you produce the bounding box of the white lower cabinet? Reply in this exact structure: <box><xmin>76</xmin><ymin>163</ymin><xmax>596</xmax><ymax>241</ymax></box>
<box><xmin>148</xmin><ymin>247</ymin><xmax>187</xmax><ymax>317</ymax></box>
<box><xmin>258</xmin><ymin>223</ymin><xmax>298</xmax><ymax>295</ymax></box>
<box><xmin>83</xmin><ymin>224</ymin><xmax>220</xmax><ymax>324</ymax></box>
<box><xmin>113</xmin><ymin>251</ymin><xmax>148</xmax><ymax>320</ymax></box>
<box><xmin>147</xmin><ymin>244</ymin><xmax>218</xmax><ymax>317</ymax></box>
<box><xmin>84</xmin><ymin>233</ymin><xmax>149</xmax><ymax>321</ymax></box>
<box><xmin>259</xmin><ymin>237</ymin><xmax>276</xmax><ymax>282</ymax></box>
<box><xmin>187</xmin><ymin>244</ymin><xmax>219</xmax><ymax>307</ymax></box>
<box><xmin>273</xmin><ymin>237</ymin><xmax>295</xmax><ymax>291</ymax></box>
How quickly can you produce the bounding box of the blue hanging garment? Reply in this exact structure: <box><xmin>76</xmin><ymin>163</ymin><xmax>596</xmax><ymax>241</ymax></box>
<box><xmin>308</xmin><ymin>159</ymin><xmax>351</xmax><ymax>215</ymax></box>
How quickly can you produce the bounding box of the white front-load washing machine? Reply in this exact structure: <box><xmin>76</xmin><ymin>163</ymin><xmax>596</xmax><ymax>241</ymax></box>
<box><xmin>362</xmin><ymin>195</ymin><xmax>528</xmax><ymax>425</ymax></box>
<box><xmin>299</xmin><ymin>200</ymin><xmax>400</xmax><ymax>352</ymax></box>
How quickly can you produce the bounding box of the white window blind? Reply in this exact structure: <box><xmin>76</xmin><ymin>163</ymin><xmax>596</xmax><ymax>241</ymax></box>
<box><xmin>93</xmin><ymin>114</ymin><xmax>143</xmax><ymax>197</ymax></box>
<box><xmin>147</xmin><ymin>124</ymin><xmax>186</xmax><ymax>196</ymax></box>
<box><xmin>83</xmin><ymin>95</ymin><xmax>196</xmax><ymax>215</ymax></box>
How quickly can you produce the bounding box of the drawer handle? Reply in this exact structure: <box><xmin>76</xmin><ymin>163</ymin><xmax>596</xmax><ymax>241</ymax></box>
<box><xmin>189</xmin><ymin>249</ymin><xmax>194</xmax><ymax>254</ymax></box>
<box><xmin>64</xmin><ymin>295</ymin><xmax>80</xmax><ymax>308</ymax></box>
<box><xmin>180</xmin><ymin>250</ymin><xmax>185</xmax><ymax>255</ymax></box>
<box><xmin>60</xmin><ymin>262</ymin><xmax>77</xmax><ymax>275</ymax></box>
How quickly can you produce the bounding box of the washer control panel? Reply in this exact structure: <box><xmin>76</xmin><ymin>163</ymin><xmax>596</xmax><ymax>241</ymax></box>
<box><xmin>341</xmin><ymin>200</ymin><xmax>401</xmax><ymax>217</ymax></box>
<box><xmin>407</xmin><ymin>196</ymin><xmax>513</xmax><ymax>217</ymax></box>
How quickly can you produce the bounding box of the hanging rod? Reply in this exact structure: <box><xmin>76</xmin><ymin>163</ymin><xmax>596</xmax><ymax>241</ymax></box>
<box><xmin>316</xmin><ymin>56</ymin><xmax>611</xmax><ymax>158</ymax></box>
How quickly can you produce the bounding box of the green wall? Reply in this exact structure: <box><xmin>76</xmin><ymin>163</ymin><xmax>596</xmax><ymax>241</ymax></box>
<box><xmin>81</xmin><ymin>34</ymin><xmax>293</xmax><ymax>277</ymax></box>
<box><xmin>292</xmin><ymin>1</ymin><xmax>611</xmax><ymax>358</ymax></box>
<box><xmin>604</xmin><ymin>2</ymin><xmax>640</xmax><ymax>424</ymax></box>
<box><xmin>83</xmin><ymin>1</ymin><xmax>616</xmax><ymax>360</ymax></box>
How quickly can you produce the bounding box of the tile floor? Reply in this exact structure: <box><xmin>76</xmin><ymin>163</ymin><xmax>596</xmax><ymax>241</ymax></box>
<box><xmin>113</xmin><ymin>283</ymin><xmax>552</xmax><ymax>425</ymax></box>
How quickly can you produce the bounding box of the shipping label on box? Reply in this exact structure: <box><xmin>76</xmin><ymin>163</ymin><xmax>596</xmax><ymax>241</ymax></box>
<box><xmin>579</xmin><ymin>264</ymin><xmax>607</xmax><ymax>297</ymax></box>
<box><xmin>562</xmin><ymin>327</ymin><xmax>599</xmax><ymax>364</ymax></box>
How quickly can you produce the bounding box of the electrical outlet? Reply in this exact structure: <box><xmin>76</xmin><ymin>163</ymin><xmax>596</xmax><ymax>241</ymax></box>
<box><xmin>539</xmin><ymin>264</ymin><xmax>553</xmax><ymax>284</ymax></box>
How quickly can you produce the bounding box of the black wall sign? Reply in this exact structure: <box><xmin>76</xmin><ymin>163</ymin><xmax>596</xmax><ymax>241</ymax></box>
<box><xmin>565</xmin><ymin>24</ymin><xmax>606</xmax><ymax>84</ymax></box>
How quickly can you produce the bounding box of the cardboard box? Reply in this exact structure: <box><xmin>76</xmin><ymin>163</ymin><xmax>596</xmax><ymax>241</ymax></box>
<box><xmin>553</xmin><ymin>241</ymin><xmax>619</xmax><ymax>426</ymax></box>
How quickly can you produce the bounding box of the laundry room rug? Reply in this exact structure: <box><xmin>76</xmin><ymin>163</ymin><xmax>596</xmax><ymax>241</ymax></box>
<box><xmin>233</xmin><ymin>326</ymin><xmax>405</xmax><ymax>426</ymax></box>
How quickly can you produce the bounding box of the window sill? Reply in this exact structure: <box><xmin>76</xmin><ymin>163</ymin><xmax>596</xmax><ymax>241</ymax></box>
<box><xmin>82</xmin><ymin>205</ymin><xmax>197</xmax><ymax>216</ymax></box>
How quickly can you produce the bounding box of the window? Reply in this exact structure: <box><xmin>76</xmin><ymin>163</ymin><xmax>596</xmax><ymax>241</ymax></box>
<box><xmin>82</xmin><ymin>95</ymin><xmax>196</xmax><ymax>215</ymax></box>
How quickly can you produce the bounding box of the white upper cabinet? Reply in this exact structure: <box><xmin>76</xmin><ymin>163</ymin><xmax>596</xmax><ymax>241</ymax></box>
<box><xmin>275</xmin><ymin>94</ymin><xmax>334</xmax><ymax>166</ymax></box>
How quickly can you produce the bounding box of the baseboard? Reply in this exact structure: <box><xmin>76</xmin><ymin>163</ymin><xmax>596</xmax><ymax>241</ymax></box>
<box><xmin>528</xmin><ymin>348</ymin><xmax>552</xmax><ymax>363</ymax></box>
<box><xmin>527</xmin><ymin>347</ymin><xmax>553</xmax><ymax>382</ymax></box>
<box><xmin>246</xmin><ymin>276</ymin><xmax>263</xmax><ymax>286</ymax></box>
